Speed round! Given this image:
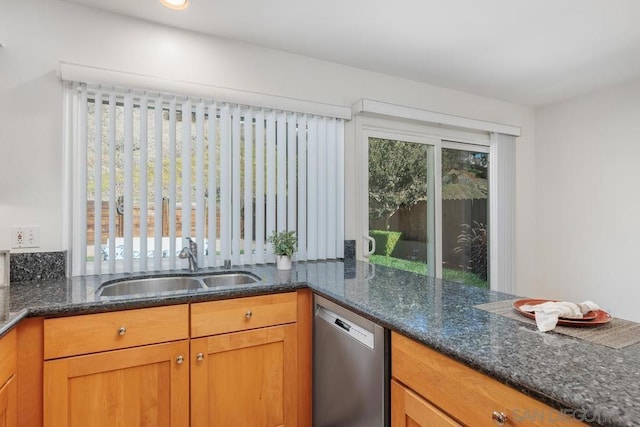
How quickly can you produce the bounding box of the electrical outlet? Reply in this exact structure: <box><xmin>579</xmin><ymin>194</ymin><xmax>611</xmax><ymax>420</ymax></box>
<box><xmin>11</xmin><ymin>226</ymin><xmax>40</xmax><ymax>249</ymax></box>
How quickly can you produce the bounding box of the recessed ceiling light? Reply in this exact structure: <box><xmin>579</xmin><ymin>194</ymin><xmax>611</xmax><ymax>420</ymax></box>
<box><xmin>160</xmin><ymin>0</ymin><xmax>189</xmax><ymax>10</ymax></box>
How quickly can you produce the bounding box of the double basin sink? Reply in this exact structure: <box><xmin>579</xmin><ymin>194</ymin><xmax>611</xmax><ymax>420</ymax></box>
<box><xmin>96</xmin><ymin>272</ymin><xmax>261</xmax><ymax>298</ymax></box>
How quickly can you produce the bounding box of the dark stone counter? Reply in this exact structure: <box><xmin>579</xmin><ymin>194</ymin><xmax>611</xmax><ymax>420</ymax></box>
<box><xmin>2</xmin><ymin>260</ymin><xmax>638</xmax><ymax>426</ymax></box>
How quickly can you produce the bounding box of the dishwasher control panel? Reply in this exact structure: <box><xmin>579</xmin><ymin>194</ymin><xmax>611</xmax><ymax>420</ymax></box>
<box><xmin>316</xmin><ymin>305</ymin><xmax>375</xmax><ymax>350</ymax></box>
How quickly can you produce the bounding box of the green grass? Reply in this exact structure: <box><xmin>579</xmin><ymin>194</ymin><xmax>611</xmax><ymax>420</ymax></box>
<box><xmin>370</xmin><ymin>254</ymin><xmax>427</xmax><ymax>275</ymax></box>
<box><xmin>369</xmin><ymin>254</ymin><xmax>488</xmax><ymax>288</ymax></box>
<box><xmin>442</xmin><ymin>268</ymin><xmax>488</xmax><ymax>288</ymax></box>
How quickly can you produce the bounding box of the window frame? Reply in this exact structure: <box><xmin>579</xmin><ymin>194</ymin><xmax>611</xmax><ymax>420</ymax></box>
<box><xmin>360</xmin><ymin>126</ymin><xmax>441</xmax><ymax>278</ymax></box>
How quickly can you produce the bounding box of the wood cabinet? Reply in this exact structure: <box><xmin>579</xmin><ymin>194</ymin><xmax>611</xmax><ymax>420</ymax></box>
<box><xmin>0</xmin><ymin>329</ymin><xmax>17</xmax><ymax>427</ymax></box>
<box><xmin>0</xmin><ymin>376</ymin><xmax>17</xmax><ymax>427</ymax></box>
<box><xmin>43</xmin><ymin>306</ymin><xmax>190</xmax><ymax>427</ymax></box>
<box><xmin>190</xmin><ymin>292</ymin><xmax>301</xmax><ymax>427</ymax></box>
<box><xmin>44</xmin><ymin>341</ymin><xmax>189</xmax><ymax>427</ymax></box>
<box><xmin>42</xmin><ymin>291</ymin><xmax>312</xmax><ymax>427</ymax></box>
<box><xmin>16</xmin><ymin>318</ymin><xmax>44</xmax><ymax>427</ymax></box>
<box><xmin>391</xmin><ymin>332</ymin><xmax>586</xmax><ymax>427</ymax></box>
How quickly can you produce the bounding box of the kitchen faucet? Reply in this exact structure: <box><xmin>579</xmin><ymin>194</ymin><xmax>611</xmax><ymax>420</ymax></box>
<box><xmin>178</xmin><ymin>237</ymin><xmax>198</xmax><ymax>272</ymax></box>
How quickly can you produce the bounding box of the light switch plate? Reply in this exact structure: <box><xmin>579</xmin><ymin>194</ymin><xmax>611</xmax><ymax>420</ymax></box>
<box><xmin>11</xmin><ymin>226</ymin><xmax>40</xmax><ymax>248</ymax></box>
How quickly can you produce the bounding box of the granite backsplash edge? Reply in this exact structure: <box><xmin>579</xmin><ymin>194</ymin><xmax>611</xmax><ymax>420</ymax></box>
<box><xmin>9</xmin><ymin>251</ymin><xmax>66</xmax><ymax>282</ymax></box>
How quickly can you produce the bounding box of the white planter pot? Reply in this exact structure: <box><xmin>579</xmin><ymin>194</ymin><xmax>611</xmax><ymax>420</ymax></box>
<box><xmin>276</xmin><ymin>255</ymin><xmax>292</xmax><ymax>270</ymax></box>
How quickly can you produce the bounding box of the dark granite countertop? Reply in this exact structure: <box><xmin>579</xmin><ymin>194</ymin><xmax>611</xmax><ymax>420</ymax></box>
<box><xmin>2</xmin><ymin>260</ymin><xmax>639</xmax><ymax>426</ymax></box>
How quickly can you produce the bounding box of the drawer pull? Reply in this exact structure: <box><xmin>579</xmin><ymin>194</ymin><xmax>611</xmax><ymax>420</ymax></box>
<box><xmin>117</xmin><ymin>326</ymin><xmax>127</xmax><ymax>336</ymax></box>
<box><xmin>245</xmin><ymin>310</ymin><xmax>253</xmax><ymax>319</ymax></box>
<box><xmin>492</xmin><ymin>411</ymin><xmax>508</xmax><ymax>426</ymax></box>
<box><xmin>196</xmin><ymin>353</ymin><xmax>204</xmax><ymax>362</ymax></box>
<box><xmin>176</xmin><ymin>355</ymin><xmax>184</xmax><ymax>365</ymax></box>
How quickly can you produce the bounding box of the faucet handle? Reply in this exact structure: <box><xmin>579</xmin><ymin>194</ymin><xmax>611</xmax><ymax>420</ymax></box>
<box><xmin>188</xmin><ymin>237</ymin><xmax>197</xmax><ymax>252</ymax></box>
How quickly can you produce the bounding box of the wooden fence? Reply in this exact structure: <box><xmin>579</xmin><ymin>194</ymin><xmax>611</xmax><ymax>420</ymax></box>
<box><xmin>86</xmin><ymin>200</ymin><xmax>224</xmax><ymax>245</ymax></box>
<box><xmin>369</xmin><ymin>198</ymin><xmax>487</xmax><ymax>268</ymax></box>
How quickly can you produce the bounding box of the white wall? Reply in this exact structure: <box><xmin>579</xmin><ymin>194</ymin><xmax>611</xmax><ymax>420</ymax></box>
<box><xmin>530</xmin><ymin>78</ymin><xmax>640</xmax><ymax>322</ymax></box>
<box><xmin>0</xmin><ymin>0</ymin><xmax>536</xmax><ymax>293</ymax></box>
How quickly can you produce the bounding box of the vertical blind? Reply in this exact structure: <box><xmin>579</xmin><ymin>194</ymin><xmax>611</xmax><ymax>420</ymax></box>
<box><xmin>71</xmin><ymin>84</ymin><xmax>345</xmax><ymax>275</ymax></box>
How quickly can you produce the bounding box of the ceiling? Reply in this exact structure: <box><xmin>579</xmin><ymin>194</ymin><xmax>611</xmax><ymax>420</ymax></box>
<box><xmin>63</xmin><ymin>0</ymin><xmax>640</xmax><ymax>106</ymax></box>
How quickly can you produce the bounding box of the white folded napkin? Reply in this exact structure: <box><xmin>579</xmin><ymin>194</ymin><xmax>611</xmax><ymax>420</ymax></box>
<box><xmin>519</xmin><ymin>300</ymin><xmax>600</xmax><ymax>332</ymax></box>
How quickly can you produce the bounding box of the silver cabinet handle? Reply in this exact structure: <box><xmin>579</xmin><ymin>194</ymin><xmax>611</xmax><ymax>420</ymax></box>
<box><xmin>118</xmin><ymin>326</ymin><xmax>127</xmax><ymax>336</ymax></box>
<box><xmin>245</xmin><ymin>310</ymin><xmax>253</xmax><ymax>319</ymax></box>
<box><xmin>176</xmin><ymin>355</ymin><xmax>184</xmax><ymax>365</ymax></box>
<box><xmin>492</xmin><ymin>411</ymin><xmax>508</xmax><ymax>426</ymax></box>
<box><xmin>196</xmin><ymin>353</ymin><xmax>204</xmax><ymax>362</ymax></box>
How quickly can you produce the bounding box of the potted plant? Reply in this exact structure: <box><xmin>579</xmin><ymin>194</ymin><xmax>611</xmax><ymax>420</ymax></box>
<box><xmin>268</xmin><ymin>230</ymin><xmax>297</xmax><ymax>270</ymax></box>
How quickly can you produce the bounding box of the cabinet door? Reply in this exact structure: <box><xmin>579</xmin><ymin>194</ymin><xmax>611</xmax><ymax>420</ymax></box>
<box><xmin>0</xmin><ymin>376</ymin><xmax>17</xmax><ymax>427</ymax></box>
<box><xmin>391</xmin><ymin>380</ymin><xmax>461</xmax><ymax>427</ymax></box>
<box><xmin>44</xmin><ymin>340</ymin><xmax>189</xmax><ymax>427</ymax></box>
<box><xmin>191</xmin><ymin>324</ymin><xmax>297</xmax><ymax>427</ymax></box>
<box><xmin>0</xmin><ymin>328</ymin><xmax>17</xmax><ymax>427</ymax></box>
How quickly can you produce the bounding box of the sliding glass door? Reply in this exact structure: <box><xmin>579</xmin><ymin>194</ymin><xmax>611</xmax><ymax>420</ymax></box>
<box><xmin>364</xmin><ymin>134</ymin><xmax>490</xmax><ymax>288</ymax></box>
<box><xmin>441</xmin><ymin>143</ymin><xmax>489</xmax><ymax>288</ymax></box>
<box><xmin>367</xmin><ymin>137</ymin><xmax>435</xmax><ymax>277</ymax></box>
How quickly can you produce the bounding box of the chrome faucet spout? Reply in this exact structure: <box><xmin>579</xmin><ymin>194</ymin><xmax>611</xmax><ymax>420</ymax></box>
<box><xmin>179</xmin><ymin>237</ymin><xmax>198</xmax><ymax>272</ymax></box>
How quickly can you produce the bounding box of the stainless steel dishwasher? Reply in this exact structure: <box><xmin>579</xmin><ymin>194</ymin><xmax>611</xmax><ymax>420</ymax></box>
<box><xmin>313</xmin><ymin>294</ymin><xmax>389</xmax><ymax>427</ymax></box>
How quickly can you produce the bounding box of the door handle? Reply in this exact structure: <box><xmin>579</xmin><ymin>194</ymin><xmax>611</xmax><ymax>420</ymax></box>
<box><xmin>363</xmin><ymin>235</ymin><xmax>376</xmax><ymax>258</ymax></box>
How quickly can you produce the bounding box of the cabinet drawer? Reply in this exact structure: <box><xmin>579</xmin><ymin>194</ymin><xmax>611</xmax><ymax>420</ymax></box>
<box><xmin>0</xmin><ymin>329</ymin><xmax>16</xmax><ymax>387</ymax></box>
<box><xmin>191</xmin><ymin>292</ymin><xmax>297</xmax><ymax>337</ymax></box>
<box><xmin>44</xmin><ymin>305</ymin><xmax>189</xmax><ymax>359</ymax></box>
<box><xmin>392</xmin><ymin>332</ymin><xmax>586</xmax><ymax>427</ymax></box>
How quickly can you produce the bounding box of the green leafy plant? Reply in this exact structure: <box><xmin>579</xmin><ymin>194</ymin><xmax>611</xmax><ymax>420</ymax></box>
<box><xmin>368</xmin><ymin>138</ymin><xmax>428</xmax><ymax>228</ymax></box>
<box><xmin>268</xmin><ymin>231</ymin><xmax>298</xmax><ymax>257</ymax></box>
<box><xmin>453</xmin><ymin>221</ymin><xmax>487</xmax><ymax>281</ymax></box>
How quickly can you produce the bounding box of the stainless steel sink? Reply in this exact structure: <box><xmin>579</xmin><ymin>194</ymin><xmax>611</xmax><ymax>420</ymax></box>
<box><xmin>199</xmin><ymin>273</ymin><xmax>260</xmax><ymax>287</ymax></box>
<box><xmin>96</xmin><ymin>272</ymin><xmax>261</xmax><ymax>298</ymax></box>
<box><xmin>96</xmin><ymin>276</ymin><xmax>206</xmax><ymax>297</ymax></box>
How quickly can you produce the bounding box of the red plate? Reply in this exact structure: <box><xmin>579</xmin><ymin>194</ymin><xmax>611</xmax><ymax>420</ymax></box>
<box><xmin>513</xmin><ymin>299</ymin><xmax>612</xmax><ymax>327</ymax></box>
